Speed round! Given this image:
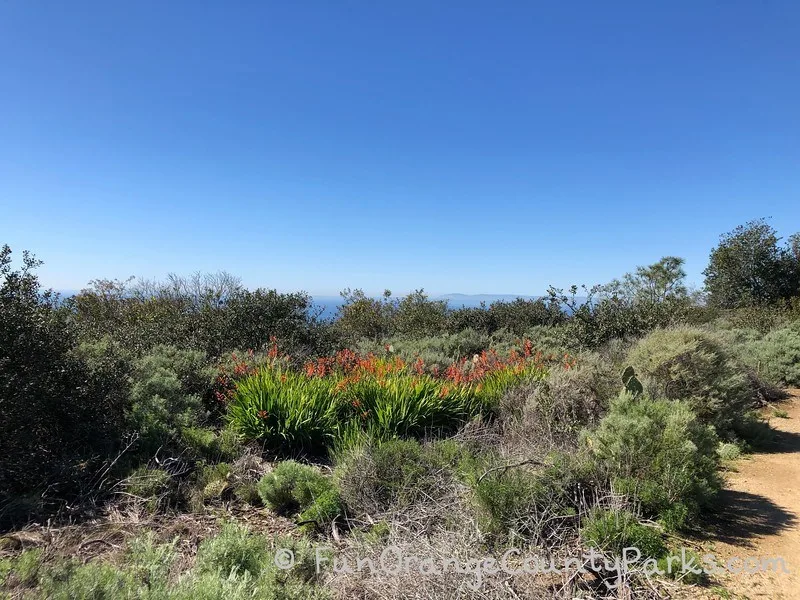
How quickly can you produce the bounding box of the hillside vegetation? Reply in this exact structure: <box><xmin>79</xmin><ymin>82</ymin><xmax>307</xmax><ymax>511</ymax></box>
<box><xmin>2</xmin><ymin>219</ymin><xmax>800</xmax><ymax>599</ymax></box>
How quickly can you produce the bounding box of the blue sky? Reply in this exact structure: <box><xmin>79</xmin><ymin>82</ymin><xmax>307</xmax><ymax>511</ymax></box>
<box><xmin>1</xmin><ymin>1</ymin><xmax>798</xmax><ymax>297</ymax></box>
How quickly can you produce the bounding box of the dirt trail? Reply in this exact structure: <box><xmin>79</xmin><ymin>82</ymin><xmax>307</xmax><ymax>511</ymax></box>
<box><xmin>697</xmin><ymin>389</ymin><xmax>800</xmax><ymax>599</ymax></box>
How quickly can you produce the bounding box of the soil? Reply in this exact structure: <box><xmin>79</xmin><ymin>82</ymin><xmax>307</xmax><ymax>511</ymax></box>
<box><xmin>687</xmin><ymin>389</ymin><xmax>800</xmax><ymax>600</ymax></box>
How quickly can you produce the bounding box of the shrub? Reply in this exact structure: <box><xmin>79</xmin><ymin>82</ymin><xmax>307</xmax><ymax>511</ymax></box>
<box><xmin>69</xmin><ymin>273</ymin><xmax>329</xmax><ymax>359</ymax></box>
<box><xmin>39</xmin><ymin>561</ymin><xmax>138</xmax><ymax>600</ymax></box>
<box><xmin>472</xmin><ymin>451</ymin><xmax>602</xmax><ymax>542</ymax></box>
<box><xmin>703</xmin><ymin>219</ymin><xmax>799</xmax><ymax>309</ymax></box>
<box><xmin>487</xmin><ymin>297</ymin><xmax>565</xmax><ymax>334</ymax></box>
<box><xmin>124</xmin><ymin>466</ymin><xmax>174</xmax><ymax>512</ymax></box>
<box><xmin>582</xmin><ymin>509</ymin><xmax>666</xmax><ymax>558</ymax></box>
<box><xmin>336</xmin><ymin>439</ymin><xmax>456</xmax><ymax>516</ymax></box>
<box><xmin>334</xmin><ymin>289</ymin><xmax>396</xmax><ymax>342</ymax></box>
<box><xmin>127</xmin><ymin>345</ymin><xmax>214</xmax><ymax>454</ymax></box>
<box><xmin>125</xmin><ymin>532</ymin><xmax>177</xmax><ymax>589</ymax></box>
<box><xmin>717</xmin><ymin>442</ymin><xmax>742</xmax><ymax>462</ymax></box>
<box><xmin>195</xmin><ymin>523</ymin><xmax>270</xmax><ymax>578</ymax></box>
<box><xmin>257</xmin><ymin>461</ymin><xmax>342</xmax><ymax>527</ymax></box>
<box><xmin>589</xmin><ymin>392</ymin><xmax>721</xmax><ymax>529</ymax></box>
<box><xmin>628</xmin><ymin>327</ymin><xmax>754</xmax><ymax>435</ymax></box>
<box><xmin>499</xmin><ymin>352</ymin><xmax>617</xmax><ymax>450</ymax></box>
<box><xmin>394</xmin><ymin>290</ymin><xmax>448</xmax><ymax>337</ymax></box>
<box><xmin>0</xmin><ymin>246</ymin><xmax>125</xmax><ymax>513</ymax></box>
<box><xmin>747</xmin><ymin>324</ymin><xmax>800</xmax><ymax>387</ymax></box>
<box><xmin>189</xmin><ymin>463</ymin><xmax>232</xmax><ymax>510</ymax></box>
<box><xmin>181</xmin><ymin>426</ymin><xmax>243</xmax><ymax>462</ymax></box>
<box><xmin>257</xmin><ymin>460</ymin><xmax>324</xmax><ymax>514</ymax></box>
<box><xmin>446</xmin><ymin>305</ymin><xmax>495</xmax><ymax>333</ymax></box>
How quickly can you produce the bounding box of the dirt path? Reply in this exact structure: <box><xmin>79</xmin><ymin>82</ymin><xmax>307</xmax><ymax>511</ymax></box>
<box><xmin>696</xmin><ymin>390</ymin><xmax>800</xmax><ymax>599</ymax></box>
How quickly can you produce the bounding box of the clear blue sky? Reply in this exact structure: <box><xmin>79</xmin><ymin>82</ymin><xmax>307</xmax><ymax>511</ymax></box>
<box><xmin>1</xmin><ymin>1</ymin><xmax>798</xmax><ymax>297</ymax></box>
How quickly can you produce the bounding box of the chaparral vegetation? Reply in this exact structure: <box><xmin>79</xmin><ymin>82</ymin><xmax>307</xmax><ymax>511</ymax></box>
<box><xmin>2</xmin><ymin>218</ymin><xmax>800</xmax><ymax>599</ymax></box>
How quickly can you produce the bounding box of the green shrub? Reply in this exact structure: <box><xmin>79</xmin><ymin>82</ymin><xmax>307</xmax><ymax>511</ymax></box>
<box><xmin>70</xmin><ymin>274</ymin><xmax>329</xmax><ymax>360</ymax></box>
<box><xmin>195</xmin><ymin>523</ymin><xmax>269</xmax><ymax>578</ymax></box>
<box><xmin>0</xmin><ymin>246</ymin><xmax>126</xmax><ymax>513</ymax></box>
<box><xmin>233</xmin><ymin>481</ymin><xmax>261</xmax><ymax>505</ymax></box>
<box><xmin>582</xmin><ymin>509</ymin><xmax>666</xmax><ymax>558</ymax></box>
<box><xmin>181</xmin><ymin>427</ymin><xmax>243</xmax><ymax>462</ymax></box>
<box><xmin>336</xmin><ymin>439</ymin><xmax>456</xmax><ymax>516</ymax></box>
<box><xmin>298</xmin><ymin>487</ymin><xmax>343</xmax><ymax>526</ymax></box>
<box><xmin>472</xmin><ymin>451</ymin><xmax>601</xmax><ymax>541</ymax></box>
<box><xmin>127</xmin><ymin>345</ymin><xmax>214</xmax><ymax>453</ymax></box>
<box><xmin>125</xmin><ymin>532</ymin><xmax>177</xmax><ymax>588</ymax></box>
<box><xmin>39</xmin><ymin>560</ymin><xmax>138</xmax><ymax>600</ymax></box>
<box><xmin>334</xmin><ymin>289</ymin><xmax>396</xmax><ymax>342</ymax></box>
<box><xmin>747</xmin><ymin>324</ymin><xmax>800</xmax><ymax>387</ymax></box>
<box><xmin>394</xmin><ymin>290</ymin><xmax>448</xmax><ymax>337</ymax></box>
<box><xmin>188</xmin><ymin>463</ymin><xmax>232</xmax><ymax>510</ymax></box>
<box><xmin>257</xmin><ymin>460</ymin><xmax>321</xmax><ymax>514</ymax></box>
<box><xmin>125</xmin><ymin>466</ymin><xmax>173</xmax><ymax>512</ymax></box>
<box><xmin>628</xmin><ymin>327</ymin><xmax>754</xmax><ymax>435</ymax></box>
<box><xmin>589</xmin><ymin>392</ymin><xmax>721</xmax><ymax>529</ymax></box>
<box><xmin>717</xmin><ymin>442</ymin><xmax>742</xmax><ymax>462</ymax></box>
<box><xmin>257</xmin><ymin>461</ymin><xmax>342</xmax><ymax>527</ymax></box>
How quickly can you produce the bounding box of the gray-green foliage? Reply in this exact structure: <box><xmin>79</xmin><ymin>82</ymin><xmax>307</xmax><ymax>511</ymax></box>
<box><xmin>500</xmin><ymin>352</ymin><xmax>618</xmax><ymax>449</ymax></box>
<box><xmin>746</xmin><ymin>322</ymin><xmax>800</xmax><ymax>387</ymax></box>
<box><xmin>27</xmin><ymin>525</ymin><xmax>328</xmax><ymax>600</ymax></box>
<box><xmin>335</xmin><ymin>438</ymin><xmax>459</xmax><ymax>516</ymax></box>
<box><xmin>582</xmin><ymin>508</ymin><xmax>666</xmax><ymax>558</ymax></box>
<box><xmin>589</xmin><ymin>392</ymin><xmax>720</xmax><ymax>530</ymax></box>
<box><xmin>472</xmin><ymin>451</ymin><xmax>602</xmax><ymax>543</ymax></box>
<box><xmin>125</xmin><ymin>466</ymin><xmax>173</xmax><ymax>508</ymax></box>
<box><xmin>355</xmin><ymin>329</ymin><xmax>492</xmax><ymax>371</ymax></box>
<box><xmin>628</xmin><ymin>327</ymin><xmax>754</xmax><ymax>435</ymax></box>
<box><xmin>128</xmin><ymin>345</ymin><xmax>214</xmax><ymax>453</ymax></box>
<box><xmin>257</xmin><ymin>461</ymin><xmax>342</xmax><ymax>527</ymax></box>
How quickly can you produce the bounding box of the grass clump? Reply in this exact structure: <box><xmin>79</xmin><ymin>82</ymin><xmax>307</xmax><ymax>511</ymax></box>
<box><xmin>228</xmin><ymin>369</ymin><xmax>339</xmax><ymax>455</ymax></box>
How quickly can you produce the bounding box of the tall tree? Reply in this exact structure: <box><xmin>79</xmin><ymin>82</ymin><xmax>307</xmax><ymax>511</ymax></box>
<box><xmin>703</xmin><ymin>219</ymin><xmax>798</xmax><ymax>308</ymax></box>
<box><xmin>609</xmin><ymin>256</ymin><xmax>688</xmax><ymax>304</ymax></box>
